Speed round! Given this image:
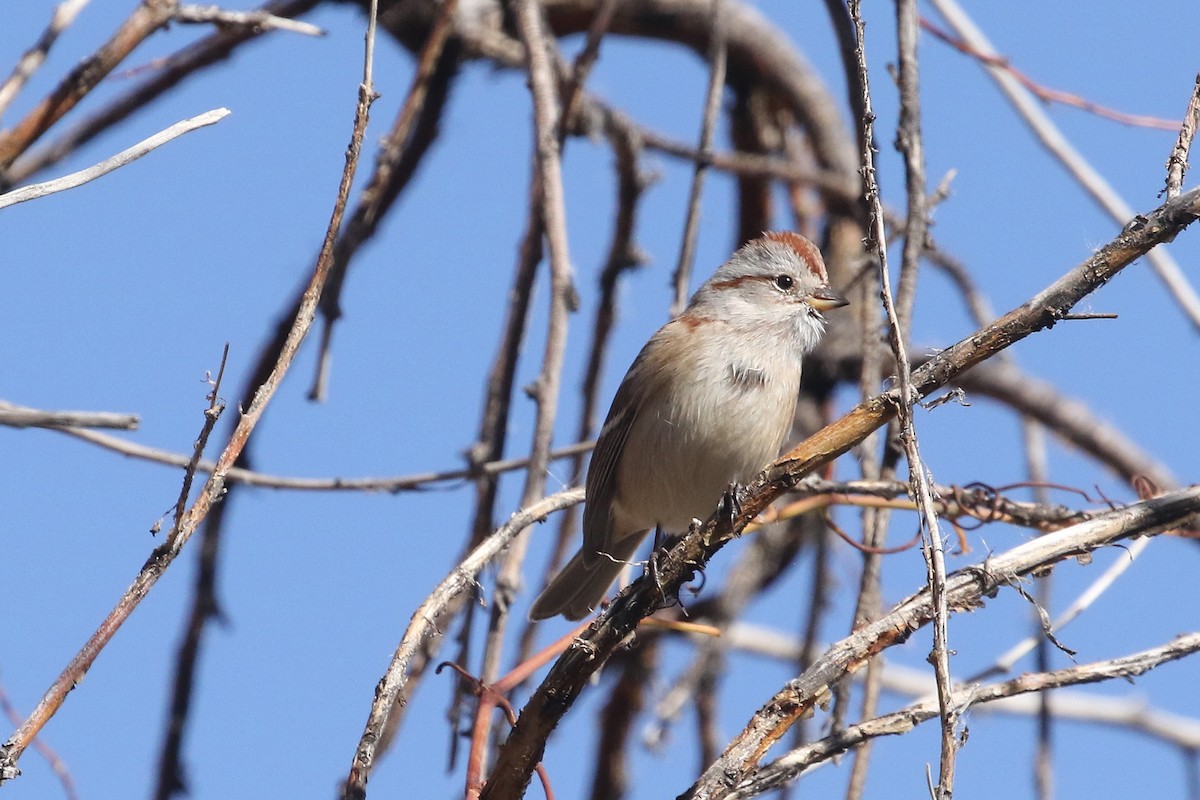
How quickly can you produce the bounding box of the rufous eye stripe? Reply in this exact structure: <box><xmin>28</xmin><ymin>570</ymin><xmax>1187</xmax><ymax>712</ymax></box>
<box><xmin>708</xmin><ymin>274</ymin><xmax>776</xmax><ymax>292</ymax></box>
<box><xmin>762</xmin><ymin>231</ymin><xmax>828</xmax><ymax>281</ymax></box>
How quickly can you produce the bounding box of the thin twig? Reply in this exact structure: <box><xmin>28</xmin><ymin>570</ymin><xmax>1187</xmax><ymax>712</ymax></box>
<box><xmin>0</xmin><ymin>0</ymin><xmax>91</xmax><ymax>119</ymax></box>
<box><xmin>475</xmin><ymin>0</ymin><xmax>578</xmax><ymax>756</ymax></box>
<box><xmin>169</xmin><ymin>345</ymin><xmax>229</xmax><ymax>535</ymax></box>
<box><xmin>731</xmin><ymin>632</ymin><xmax>1200</xmax><ymax>797</ymax></box>
<box><xmin>723</xmin><ymin>624</ymin><xmax>1200</xmax><ymax>753</ymax></box>
<box><xmin>920</xmin><ymin>18</ymin><xmax>1181</xmax><ymax>132</ymax></box>
<box><xmin>639</xmin><ymin>126</ymin><xmax>855</xmax><ymax>201</ymax></box>
<box><xmin>928</xmin><ymin>0</ymin><xmax>1200</xmax><ymax>333</ymax></box>
<box><xmin>0</xmin><ymin>402</ymin><xmax>137</xmax><ymax>430</ymax></box>
<box><xmin>849</xmin><ymin>2</ymin><xmax>957</xmax><ymax>794</ymax></box>
<box><xmin>0</xmin><ymin>0</ymin><xmax>182</xmax><ymax>169</ymax></box>
<box><xmin>1021</xmin><ymin>421</ymin><xmax>1055</xmax><ymax>800</ymax></box>
<box><xmin>678</xmin><ymin>489</ymin><xmax>1200</xmax><ymax>800</ymax></box>
<box><xmin>559</xmin><ymin>0</ymin><xmax>621</xmax><ymax>130</ymax></box>
<box><xmin>842</xmin><ymin>1</ymin><xmax>930</xmax><ymax>791</ymax></box>
<box><xmin>954</xmin><ymin>358</ymin><xmax>1178</xmax><ymax>491</ymax></box>
<box><xmin>151</xmin><ymin>346</ymin><xmax>229</xmax><ymax>800</ymax></box>
<box><xmin>479</xmin><ymin>180</ymin><xmax>1200</xmax><ymax>800</ymax></box>
<box><xmin>893</xmin><ymin>0</ymin><xmax>927</xmax><ymax>335</ymax></box>
<box><xmin>0</xmin><ymin>108</ymin><xmax>229</xmax><ymax>209</ymax></box>
<box><xmin>340</xmin><ymin>488</ymin><xmax>585</xmax><ymax>800</ymax></box>
<box><xmin>458</xmin><ymin>619</ymin><xmax>589</xmax><ymax>800</ymax></box>
<box><xmin>670</xmin><ymin>0</ymin><xmax>727</xmax><ymax>318</ymax></box>
<box><xmin>0</xmin><ymin>0</ymin><xmax>378</xmax><ymax>778</ymax></box>
<box><xmin>1165</xmin><ymin>74</ymin><xmax>1200</xmax><ymax>199</ymax></box>
<box><xmin>171</xmin><ymin>4</ymin><xmax>323</xmax><ymax>35</ymax></box>
<box><xmin>0</xmin><ymin>680</ymin><xmax>77</xmax><ymax>800</ymax></box>
<box><xmin>2</xmin><ymin>0</ymin><xmax>321</xmax><ymax>188</ymax></box>
<box><xmin>308</xmin><ymin>0</ymin><xmax>461</xmax><ymax>401</ymax></box>
<box><xmin>48</xmin><ymin>425</ymin><xmax>593</xmax><ymax>492</ymax></box>
<box><xmin>967</xmin><ymin>534</ymin><xmax>1152</xmax><ymax>684</ymax></box>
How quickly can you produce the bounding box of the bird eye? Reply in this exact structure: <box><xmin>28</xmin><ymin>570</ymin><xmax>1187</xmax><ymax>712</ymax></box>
<box><xmin>773</xmin><ymin>274</ymin><xmax>794</xmax><ymax>291</ymax></box>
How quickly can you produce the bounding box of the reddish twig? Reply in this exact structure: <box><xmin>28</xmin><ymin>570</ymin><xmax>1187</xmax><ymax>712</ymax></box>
<box><xmin>921</xmin><ymin>18</ymin><xmax>1180</xmax><ymax>131</ymax></box>
<box><xmin>0</xmin><ymin>680</ymin><xmax>77</xmax><ymax>800</ymax></box>
<box><xmin>340</xmin><ymin>488</ymin><xmax>585</xmax><ymax>800</ymax></box>
<box><xmin>445</xmin><ymin>621</ymin><xmax>588</xmax><ymax>800</ymax></box>
<box><xmin>825</xmin><ymin>512</ymin><xmax>923</xmax><ymax>556</ymax></box>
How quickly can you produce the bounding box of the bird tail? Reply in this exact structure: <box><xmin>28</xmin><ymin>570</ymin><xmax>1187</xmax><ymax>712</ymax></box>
<box><xmin>528</xmin><ymin>535</ymin><xmax>644</xmax><ymax>621</ymax></box>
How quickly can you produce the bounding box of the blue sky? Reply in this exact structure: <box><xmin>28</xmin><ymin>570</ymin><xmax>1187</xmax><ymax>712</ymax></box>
<box><xmin>2</xmin><ymin>1</ymin><xmax>1198</xmax><ymax>798</ymax></box>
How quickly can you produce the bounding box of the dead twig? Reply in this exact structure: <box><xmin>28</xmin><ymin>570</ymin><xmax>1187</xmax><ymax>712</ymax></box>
<box><xmin>478</xmin><ymin>183</ymin><xmax>1200</xmax><ymax>798</ymax></box>
<box><xmin>1165</xmin><ymin>73</ymin><xmax>1200</xmax><ymax>199</ymax></box>
<box><xmin>0</xmin><ymin>108</ymin><xmax>229</xmax><ymax>209</ymax></box>
<box><xmin>171</xmin><ymin>4</ymin><xmax>323</xmax><ymax>35</ymax></box>
<box><xmin>921</xmin><ymin>18</ymin><xmax>1180</xmax><ymax>132</ymax></box>
<box><xmin>732</xmin><ymin>631</ymin><xmax>1200</xmax><ymax>797</ymax></box>
<box><xmin>927</xmin><ymin>0</ymin><xmax>1200</xmax><ymax>333</ymax></box>
<box><xmin>850</xmin><ymin>2</ymin><xmax>957</xmax><ymax>794</ymax></box>
<box><xmin>0</xmin><ymin>0</ymin><xmax>379</xmax><ymax>779</ymax></box>
<box><xmin>0</xmin><ymin>402</ymin><xmax>138</xmax><ymax>430</ymax></box>
<box><xmin>670</xmin><ymin>0</ymin><xmax>727</xmax><ymax>317</ymax></box>
<box><xmin>0</xmin><ymin>0</ymin><xmax>91</xmax><ymax>119</ymax></box>
<box><xmin>340</xmin><ymin>488</ymin><xmax>585</xmax><ymax>800</ymax></box>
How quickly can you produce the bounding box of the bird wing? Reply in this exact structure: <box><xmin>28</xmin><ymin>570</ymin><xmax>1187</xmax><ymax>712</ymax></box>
<box><xmin>581</xmin><ymin>362</ymin><xmax>644</xmax><ymax>566</ymax></box>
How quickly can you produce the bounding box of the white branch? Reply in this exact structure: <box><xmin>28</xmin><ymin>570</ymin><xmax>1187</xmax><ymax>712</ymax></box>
<box><xmin>0</xmin><ymin>108</ymin><xmax>230</xmax><ymax>210</ymax></box>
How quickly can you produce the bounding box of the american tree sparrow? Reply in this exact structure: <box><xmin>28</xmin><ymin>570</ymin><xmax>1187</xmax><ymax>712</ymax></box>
<box><xmin>529</xmin><ymin>232</ymin><xmax>848</xmax><ymax>620</ymax></box>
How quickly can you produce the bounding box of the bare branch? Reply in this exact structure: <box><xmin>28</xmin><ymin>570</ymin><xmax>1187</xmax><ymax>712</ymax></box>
<box><xmin>0</xmin><ymin>108</ymin><xmax>229</xmax><ymax>209</ymax></box>
<box><xmin>309</xmin><ymin>0</ymin><xmax>460</xmax><ymax>401</ymax></box>
<box><xmin>721</xmin><ymin>625</ymin><xmax>1200</xmax><ymax>752</ymax></box>
<box><xmin>480</xmin><ymin>184</ymin><xmax>1200</xmax><ymax>798</ymax></box>
<box><xmin>670</xmin><ymin>0</ymin><xmax>727</xmax><ymax>317</ymax></box>
<box><xmin>171</xmin><ymin>4</ymin><xmax>323</xmax><ymax>36</ymax></box>
<box><xmin>475</xmin><ymin>0</ymin><xmax>580</xmax><ymax>743</ymax></box>
<box><xmin>928</xmin><ymin>0</ymin><xmax>1200</xmax><ymax>333</ymax></box>
<box><xmin>0</xmin><ymin>401</ymin><xmax>138</xmax><ymax>431</ymax></box>
<box><xmin>49</xmin><ymin>424</ymin><xmax>594</xmax><ymax>492</ymax></box>
<box><xmin>920</xmin><ymin>18</ymin><xmax>1180</xmax><ymax>132</ymax></box>
<box><xmin>0</xmin><ymin>0</ymin><xmax>379</xmax><ymax>775</ymax></box>
<box><xmin>1165</xmin><ymin>73</ymin><xmax>1200</xmax><ymax>199</ymax></box>
<box><xmin>849</xmin><ymin>2</ymin><xmax>957</xmax><ymax>793</ymax></box>
<box><xmin>340</xmin><ymin>488</ymin><xmax>585</xmax><ymax>800</ymax></box>
<box><xmin>967</xmin><ymin>536</ymin><xmax>1151</xmax><ymax>684</ymax></box>
<box><xmin>732</xmin><ymin>632</ymin><xmax>1200</xmax><ymax>798</ymax></box>
<box><xmin>682</xmin><ymin>489</ymin><xmax>1200</xmax><ymax>800</ymax></box>
<box><xmin>0</xmin><ymin>0</ymin><xmax>91</xmax><ymax>119</ymax></box>
<box><xmin>2</xmin><ymin>0</ymin><xmax>320</xmax><ymax>187</ymax></box>
<box><xmin>0</xmin><ymin>0</ymin><xmax>181</xmax><ymax>169</ymax></box>
<box><xmin>0</xmin><ymin>679</ymin><xmax>77</xmax><ymax>800</ymax></box>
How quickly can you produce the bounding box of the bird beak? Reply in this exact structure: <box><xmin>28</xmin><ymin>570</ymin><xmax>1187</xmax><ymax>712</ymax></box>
<box><xmin>807</xmin><ymin>287</ymin><xmax>850</xmax><ymax>312</ymax></box>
